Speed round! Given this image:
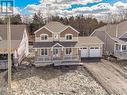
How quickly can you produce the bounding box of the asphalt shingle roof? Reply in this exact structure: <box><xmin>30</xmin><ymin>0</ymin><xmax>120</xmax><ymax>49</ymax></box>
<box><xmin>33</xmin><ymin>42</ymin><xmax>77</xmax><ymax>48</ymax></box>
<box><xmin>33</xmin><ymin>37</ymin><xmax>103</xmax><ymax>48</ymax></box>
<box><xmin>94</xmin><ymin>20</ymin><xmax>127</xmax><ymax>38</ymax></box>
<box><xmin>0</xmin><ymin>25</ymin><xmax>26</xmax><ymax>40</ymax></box>
<box><xmin>0</xmin><ymin>25</ymin><xmax>27</xmax><ymax>52</ymax></box>
<box><xmin>44</xmin><ymin>22</ymin><xmax>68</xmax><ymax>33</ymax></box>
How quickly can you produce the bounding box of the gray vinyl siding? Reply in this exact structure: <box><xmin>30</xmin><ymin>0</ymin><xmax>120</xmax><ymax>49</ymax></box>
<box><xmin>92</xmin><ymin>31</ymin><xmax>115</xmax><ymax>54</ymax></box>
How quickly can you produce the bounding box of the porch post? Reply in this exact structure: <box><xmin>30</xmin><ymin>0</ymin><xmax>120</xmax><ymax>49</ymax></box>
<box><xmin>120</xmin><ymin>44</ymin><xmax>123</xmax><ymax>52</ymax></box>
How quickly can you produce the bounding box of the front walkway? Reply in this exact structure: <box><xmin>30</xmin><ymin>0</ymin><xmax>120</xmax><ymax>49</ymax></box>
<box><xmin>83</xmin><ymin>59</ymin><xmax>127</xmax><ymax>95</ymax></box>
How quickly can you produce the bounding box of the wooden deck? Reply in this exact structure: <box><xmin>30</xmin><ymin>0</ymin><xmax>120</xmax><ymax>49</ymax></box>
<box><xmin>34</xmin><ymin>56</ymin><xmax>81</xmax><ymax>67</ymax></box>
<box><xmin>114</xmin><ymin>51</ymin><xmax>127</xmax><ymax>60</ymax></box>
<box><xmin>54</xmin><ymin>61</ymin><xmax>83</xmax><ymax>66</ymax></box>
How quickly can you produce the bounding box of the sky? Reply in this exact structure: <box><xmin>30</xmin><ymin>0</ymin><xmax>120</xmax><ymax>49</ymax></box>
<box><xmin>13</xmin><ymin>0</ymin><xmax>127</xmax><ymax>20</ymax></box>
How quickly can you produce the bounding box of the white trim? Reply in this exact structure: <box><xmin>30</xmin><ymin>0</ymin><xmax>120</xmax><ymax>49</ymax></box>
<box><xmin>34</xmin><ymin>47</ymin><xmax>51</xmax><ymax>49</ymax></box>
<box><xmin>34</xmin><ymin>26</ymin><xmax>53</xmax><ymax>34</ymax></box>
<box><xmin>52</xmin><ymin>43</ymin><xmax>64</xmax><ymax>47</ymax></box>
<box><xmin>90</xmin><ymin>30</ymin><xmax>97</xmax><ymax>36</ymax></box>
<box><xmin>65</xmin><ymin>34</ymin><xmax>73</xmax><ymax>40</ymax></box>
<box><xmin>34</xmin><ymin>24</ymin><xmax>79</xmax><ymax>34</ymax></box>
<box><xmin>40</xmin><ymin>34</ymin><xmax>48</xmax><ymax>41</ymax></box>
<box><xmin>60</xmin><ymin>26</ymin><xmax>80</xmax><ymax>34</ymax></box>
<box><xmin>119</xmin><ymin>32</ymin><xmax>127</xmax><ymax>38</ymax></box>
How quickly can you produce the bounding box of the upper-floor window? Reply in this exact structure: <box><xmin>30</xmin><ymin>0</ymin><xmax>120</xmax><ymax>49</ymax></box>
<box><xmin>65</xmin><ymin>34</ymin><xmax>73</xmax><ymax>40</ymax></box>
<box><xmin>40</xmin><ymin>34</ymin><xmax>48</xmax><ymax>41</ymax></box>
<box><xmin>54</xmin><ymin>34</ymin><xmax>59</xmax><ymax>40</ymax></box>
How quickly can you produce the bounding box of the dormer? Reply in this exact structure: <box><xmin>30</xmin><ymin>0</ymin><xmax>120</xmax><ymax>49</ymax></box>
<box><xmin>65</xmin><ymin>34</ymin><xmax>73</xmax><ymax>41</ymax></box>
<box><xmin>60</xmin><ymin>26</ymin><xmax>79</xmax><ymax>42</ymax></box>
<box><xmin>34</xmin><ymin>27</ymin><xmax>53</xmax><ymax>42</ymax></box>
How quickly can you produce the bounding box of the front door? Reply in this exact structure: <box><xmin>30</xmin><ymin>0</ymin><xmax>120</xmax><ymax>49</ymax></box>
<box><xmin>53</xmin><ymin>48</ymin><xmax>60</xmax><ymax>58</ymax></box>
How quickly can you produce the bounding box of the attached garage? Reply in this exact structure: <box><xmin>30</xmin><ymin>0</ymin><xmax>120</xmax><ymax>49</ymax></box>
<box><xmin>80</xmin><ymin>47</ymin><xmax>88</xmax><ymax>57</ymax></box>
<box><xmin>89</xmin><ymin>47</ymin><xmax>101</xmax><ymax>57</ymax></box>
<box><xmin>78</xmin><ymin>37</ymin><xmax>104</xmax><ymax>58</ymax></box>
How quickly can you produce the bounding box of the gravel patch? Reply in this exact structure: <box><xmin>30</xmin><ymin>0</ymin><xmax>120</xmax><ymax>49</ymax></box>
<box><xmin>0</xmin><ymin>71</ymin><xmax>7</xmax><ymax>95</ymax></box>
<box><xmin>12</xmin><ymin>66</ymin><xmax>108</xmax><ymax>95</ymax></box>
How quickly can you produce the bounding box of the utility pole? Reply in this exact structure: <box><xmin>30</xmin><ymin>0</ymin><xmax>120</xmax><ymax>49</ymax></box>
<box><xmin>0</xmin><ymin>0</ymin><xmax>14</xmax><ymax>95</ymax></box>
<box><xmin>7</xmin><ymin>15</ymin><xmax>12</xmax><ymax>95</ymax></box>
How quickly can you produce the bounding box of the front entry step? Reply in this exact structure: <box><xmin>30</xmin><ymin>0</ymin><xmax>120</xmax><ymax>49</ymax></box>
<box><xmin>33</xmin><ymin>62</ymin><xmax>53</xmax><ymax>67</ymax></box>
<box><xmin>54</xmin><ymin>61</ymin><xmax>83</xmax><ymax>66</ymax></box>
<box><xmin>53</xmin><ymin>60</ymin><xmax>62</xmax><ymax>66</ymax></box>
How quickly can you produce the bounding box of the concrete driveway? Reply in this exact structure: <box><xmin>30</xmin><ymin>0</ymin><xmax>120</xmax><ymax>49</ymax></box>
<box><xmin>83</xmin><ymin>59</ymin><xmax>127</xmax><ymax>95</ymax></box>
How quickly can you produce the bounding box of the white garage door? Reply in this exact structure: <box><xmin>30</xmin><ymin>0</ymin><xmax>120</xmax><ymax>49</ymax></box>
<box><xmin>80</xmin><ymin>48</ymin><xmax>88</xmax><ymax>58</ymax></box>
<box><xmin>89</xmin><ymin>47</ymin><xmax>101</xmax><ymax>57</ymax></box>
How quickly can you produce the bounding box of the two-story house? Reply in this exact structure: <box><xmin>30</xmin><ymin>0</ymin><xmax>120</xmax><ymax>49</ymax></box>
<box><xmin>33</xmin><ymin>21</ymin><xmax>104</xmax><ymax>67</ymax></box>
<box><xmin>91</xmin><ymin>20</ymin><xmax>127</xmax><ymax>60</ymax></box>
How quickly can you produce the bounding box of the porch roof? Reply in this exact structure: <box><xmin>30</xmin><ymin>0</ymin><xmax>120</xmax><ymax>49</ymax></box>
<box><xmin>112</xmin><ymin>37</ymin><xmax>127</xmax><ymax>45</ymax></box>
<box><xmin>33</xmin><ymin>42</ymin><xmax>77</xmax><ymax>48</ymax></box>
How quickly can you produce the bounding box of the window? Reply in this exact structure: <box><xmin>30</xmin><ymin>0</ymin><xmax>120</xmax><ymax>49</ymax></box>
<box><xmin>0</xmin><ymin>36</ymin><xmax>2</xmax><ymax>41</ymax></box>
<box><xmin>41</xmin><ymin>49</ymin><xmax>48</xmax><ymax>56</ymax></box>
<box><xmin>66</xmin><ymin>48</ymin><xmax>72</xmax><ymax>55</ymax></box>
<box><xmin>40</xmin><ymin>34</ymin><xmax>48</xmax><ymax>40</ymax></box>
<box><xmin>65</xmin><ymin>34</ymin><xmax>73</xmax><ymax>40</ymax></box>
<box><xmin>116</xmin><ymin>44</ymin><xmax>120</xmax><ymax>51</ymax></box>
<box><xmin>53</xmin><ymin>49</ymin><xmax>59</xmax><ymax>55</ymax></box>
<box><xmin>54</xmin><ymin>34</ymin><xmax>59</xmax><ymax>40</ymax></box>
<box><xmin>95</xmin><ymin>47</ymin><xmax>99</xmax><ymax>49</ymax></box>
<box><xmin>122</xmin><ymin>45</ymin><xmax>127</xmax><ymax>51</ymax></box>
<box><xmin>90</xmin><ymin>47</ymin><xmax>95</xmax><ymax>49</ymax></box>
<box><xmin>54</xmin><ymin>35</ymin><xmax>58</xmax><ymax>39</ymax></box>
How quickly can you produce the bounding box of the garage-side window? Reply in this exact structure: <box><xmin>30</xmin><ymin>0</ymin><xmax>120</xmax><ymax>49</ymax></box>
<box><xmin>65</xmin><ymin>48</ymin><xmax>72</xmax><ymax>55</ymax></box>
<box><xmin>95</xmin><ymin>47</ymin><xmax>99</xmax><ymax>49</ymax></box>
<box><xmin>80</xmin><ymin>47</ymin><xmax>87</xmax><ymax>50</ymax></box>
<box><xmin>90</xmin><ymin>47</ymin><xmax>99</xmax><ymax>49</ymax></box>
<box><xmin>90</xmin><ymin>47</ymin><xmax>95</xmax><ymax>49</ymax></box>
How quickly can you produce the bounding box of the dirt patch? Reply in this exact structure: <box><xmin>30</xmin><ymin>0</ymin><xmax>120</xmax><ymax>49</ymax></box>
<box><xmin>12</xmin><ymin>65</ymin><xmax>108</xmax><ymax>95</ymax></box>
<box><xmin>84</xmin><ymin>60</ymin><xmax>127</xmax><ymax>95</ymax></box>
<box><xmin>0</xmin><ymin>71</ymin><xmax>7</xmax><ymax>95</ymax></box>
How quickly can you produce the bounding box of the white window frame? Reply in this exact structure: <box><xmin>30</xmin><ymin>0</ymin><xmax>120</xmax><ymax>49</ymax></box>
<box><xmin>122</xmin><ymin>45</ymin><xmax>127</xmax><ymax>51</ymax></box>
<box><xmin>40</xmin><ymin>34</ymin><xmax>48</xmax><ymax>41</ymax></box>
<box><xmin>65</xmin><ymin>48</ymin><xmax>72</xmax><ymax>55</ymax></box>
<box><xmin>116</xmin><ymin>44</ymin><xmax>121</xmax><ymax>51</ymax></box>
<box><xmin>0</xmin><ymin>36</ymin><xmax>2</xmax><ymax>41</ymax></box>
<box><xmin>65</xmin><ymin>34</ymin><xmax>73</xmax><ymax>40</ymax></box>
<box><xmin>40</xmin><ymin>49</ymin><xmax>48</xmax><ymax>56</ymax></box>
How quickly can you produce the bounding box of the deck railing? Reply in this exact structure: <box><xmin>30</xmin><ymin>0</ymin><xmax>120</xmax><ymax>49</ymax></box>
<box><xmin>114</xmin><ymin>51</ymin><xmax>127</xmax><ymax>59</ymax></box>
<box><xmin>36</xmin><ymin>56</ymin><xmax>52</xmax><ymax>62</ymax></box>
<box><xmin>0</xmin><ymin>60</ymin><xmax>8</xmax><ymax>69</ymax></box>
<box><xmin>0</xmin><ymin>60</ymin><xmax>8</xmax><ymax>64</ymax></box>
<box><xmin>35</xmin><ymin>55</ymin><xmax>80</xmax><ymax>63</ymax></box>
